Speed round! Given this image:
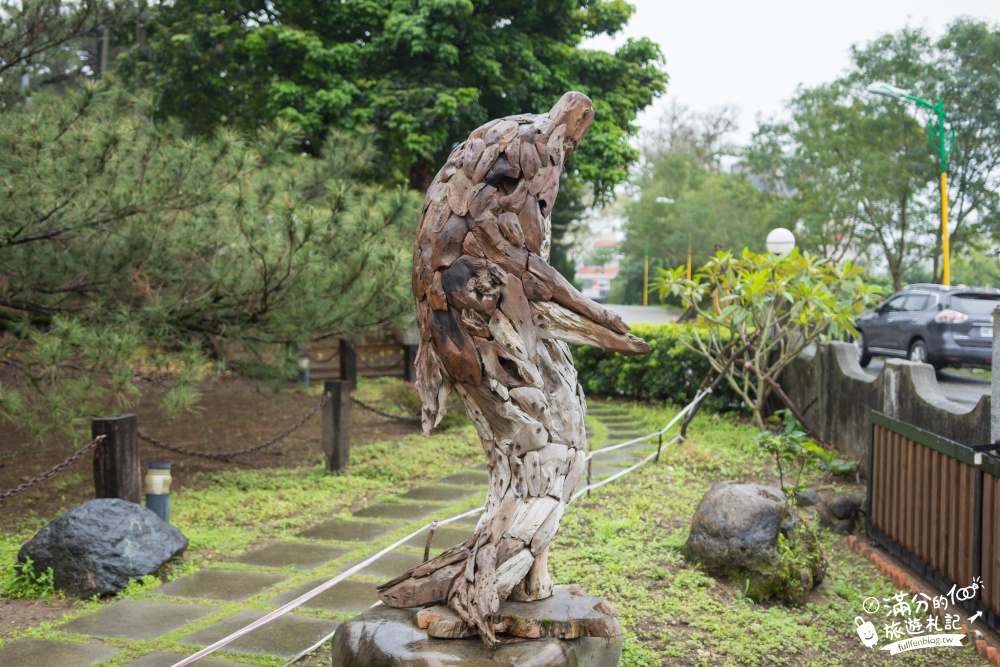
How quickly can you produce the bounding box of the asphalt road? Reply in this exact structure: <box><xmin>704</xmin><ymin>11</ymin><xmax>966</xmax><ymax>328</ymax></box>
<box><xmin>862</xmin><ymin>358</ymin><xmax>990</xmax><ymax>406</ymax></box>
<box><xmin>602</xmin><ymin>304</ymin><xmax>680</xmax><ymax>325</ymax></box>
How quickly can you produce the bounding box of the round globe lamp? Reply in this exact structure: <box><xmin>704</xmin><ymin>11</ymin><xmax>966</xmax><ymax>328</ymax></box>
<box><xmin>766</xmin><ymin>228</ymin><xmax>796</xmax><ymax>255</ymax></box>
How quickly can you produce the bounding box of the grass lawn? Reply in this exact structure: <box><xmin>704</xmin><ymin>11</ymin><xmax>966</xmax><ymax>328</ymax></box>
<box><xmin>0</xmin><ymin>383</ymin><xmax>985</xmax><ymax>665</ymax></box>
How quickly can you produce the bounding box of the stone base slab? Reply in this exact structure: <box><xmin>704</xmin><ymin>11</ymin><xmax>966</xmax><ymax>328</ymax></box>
<box><xmin>330</xmin><ymin>587</ymin><xmax>622</xmax><ymax>667</ymax></box>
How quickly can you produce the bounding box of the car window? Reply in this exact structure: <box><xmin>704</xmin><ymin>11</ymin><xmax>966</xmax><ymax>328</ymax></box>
<box><xmin>952</xmin><ymin>294</ymin><xmax>1000</xmax><ymax>316</ymax></box>
<box><xmin>902</xmin><ymin>294</ymin><xmax>930</xmax><ymax>311</ymax></box>
<box><xmin>882</xmin><ymin>295</ymin><xmax>908</xmax><ymax>312</ymax></box>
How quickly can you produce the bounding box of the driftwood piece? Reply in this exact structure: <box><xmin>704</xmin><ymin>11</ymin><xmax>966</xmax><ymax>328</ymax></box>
<box><xmin>416</xmin><ymin>584</ymin><xmax>621</xmax><ymax>640</ymax></box>
<box><xmin>384</xmin><ymin>91</ymin><xmax>651</xmax><ymax>648</ymax></box>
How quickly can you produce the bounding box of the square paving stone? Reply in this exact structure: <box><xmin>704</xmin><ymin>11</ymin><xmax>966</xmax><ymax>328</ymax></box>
<box><xmin>181</xmin><ymin>609</ymin><xmax>339</xmax><ymax>658</ymax></box>
<box><xmin>438</xmin><ymin>472</ymin><xmax>489</xmax><ymax>486</ymax></box>
<box><xmin>268</xmin><ymin>578</ymin><xmax>379</xmax><ymax>614</ymax></box>
<box><xmin>154</xmin><ymin>570</ymin><xmax>287</xmax><ymax>602</ymax></box>
<box><xmin>123</xmin><ymin>652</ymin><xmax>252</xmax><ymax>667</ymax></box>
<box><xmin>354</xmin><ymin>550</ymin><xmax>422</xmax><ymax>580</ymax></box>
<box><xmin>0</xmin><ymin>638</ymin><xmax>118</xmax><ymax>667</ymax></box>
<box><xmin>297</xmin><ymin>519</ymin><xmax>394</xmax><ymax>542</ymax></box>
<box><xmin>60</xmin><ymin>599</ymin><xmax>218</xmax><ymax>640</ymax></box>
<box><xmin>235</xmin><ymin>543</ymin><xmax>351</xmax><ymax>570</ymax></box>
<box><xmin>352</xmin><ymin>502</ymin><xmax>441</xmax><ymax>521</ymax></box>
<box><xmin>402</xmin><ymin>524</ymin><xmax>475</xmax><ymax>552</ymax></box>
<box><xmin>400</xmin><ymin>486</ymin><xmax>479</xmax><ymax>503</ymax></box>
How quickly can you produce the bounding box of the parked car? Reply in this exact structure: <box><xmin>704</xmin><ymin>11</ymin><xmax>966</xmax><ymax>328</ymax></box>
<box><xmin>855</xmin><ymin>284</ymin><xmax>1000</xmax><ymax>370</ymax></box>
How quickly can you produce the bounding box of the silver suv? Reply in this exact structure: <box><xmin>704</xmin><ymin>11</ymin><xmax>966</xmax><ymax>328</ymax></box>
<box><xmin>854</xmin><ymin>284</ymin><xmax>999</xmax><ymax>370</ymax></box>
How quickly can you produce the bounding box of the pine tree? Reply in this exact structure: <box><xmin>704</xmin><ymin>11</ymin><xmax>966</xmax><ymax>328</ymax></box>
<box><xmin>0</xmin><ymin>82</ymin><xmax>420</xmax><ymax>439</ymax></box>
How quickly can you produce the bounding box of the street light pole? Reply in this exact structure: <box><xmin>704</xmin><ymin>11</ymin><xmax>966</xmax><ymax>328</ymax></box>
<box><xmin>643</xmin><ymin>240</ymin><xmax>649</xmax><ymax>306</ymax></box>
<box><xmin>867</xmin><ymin>82</ymin><xmax>955</xmax><ymax>285</ymax></box>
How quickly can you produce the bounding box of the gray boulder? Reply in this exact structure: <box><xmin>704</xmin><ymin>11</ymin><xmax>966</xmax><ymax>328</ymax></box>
<box><xmin>18</xmin><ymin>498</ymin><xmax>187</xmax><ymax>598</ymax></box>
<box><xmin>794</xmin><ymin>490</ymin><xmax>822</xmax><ymax>507</ymax></box>
<box><xmin>684</xmin><ymin>481</ymin><xmax>825</xmax><ymax>604</ymax></box>
<box><xmin>817</xmin><ymin>492</ymin><xmax>865</xmax><ymax>534</ymax></box>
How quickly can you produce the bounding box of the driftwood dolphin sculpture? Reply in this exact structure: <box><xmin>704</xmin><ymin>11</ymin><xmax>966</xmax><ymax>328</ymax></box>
<box><xmin>378</xmin><ymin>91</ymin><xmax>650</xmax><ymax>645</ymax></box>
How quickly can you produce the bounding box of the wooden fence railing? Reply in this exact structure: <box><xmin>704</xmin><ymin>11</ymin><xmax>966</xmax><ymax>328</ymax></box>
<box><xmin>302</xmin><ymin>337</ymin><xmax>417</xmax><ymax>384</ymax></box>
<box><xmin>867</xmin><ymin>411</ymin><xmax>995</xmax><ymax>627</ymax></box>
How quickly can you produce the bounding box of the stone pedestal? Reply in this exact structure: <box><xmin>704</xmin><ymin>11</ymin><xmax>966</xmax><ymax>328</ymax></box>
<box><xmin>331</xmin><ymin>585</ymin><xmax>622</xmax><ymax>667</ymax></box>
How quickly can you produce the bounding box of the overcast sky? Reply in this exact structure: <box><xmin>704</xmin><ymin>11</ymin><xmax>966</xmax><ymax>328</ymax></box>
<box><xmin>584</xmin><ymin>0</ymin><xmax>1000</xmax><ymax>146</ymax></box>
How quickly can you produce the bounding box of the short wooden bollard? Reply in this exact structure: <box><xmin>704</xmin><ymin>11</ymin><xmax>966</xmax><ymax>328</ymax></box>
<box><xmin>323</xmin><ymin>380</ymin><xmax>351</xmax><ymax>472</ymax></box>
<box><xmin>403</xmin><ymin>344</ymin><xmax>418</xmax><ymax>383</ymax></box>
<box><xmin>339</xmin><ymin>339</ymin><xmax>357</xmax><ymax>389</ymax></box>
<box><xmin>92</xmin><ymin>414</ymin><xmax>141</xmax><ymax>503</ymax></box>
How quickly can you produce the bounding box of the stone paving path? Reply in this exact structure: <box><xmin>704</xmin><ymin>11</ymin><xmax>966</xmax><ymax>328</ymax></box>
<box><xmin>0</xmin><ymin>401</ymin><xmax>652</xmax><ymax>667</ymax></box>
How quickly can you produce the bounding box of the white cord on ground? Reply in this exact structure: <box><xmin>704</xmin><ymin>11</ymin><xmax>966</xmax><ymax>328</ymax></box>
<box><xmin>173</xmin><ymin>393</ymin><xmax>705</xmax><ymax>666</ymax></box>
<box><xmin>585</xmin><ymin>391</ymin><xmax>704</xmax><ymax>461</ymax></box>
<box><xmin>169</xmin><ymin>506</ymin><xmax>484</xmax><ymax>667</ymax></box>
<box><xmin>572</xmin><ymin>438</ymin><xmax>678</xmax><ymax>503</ymax></box>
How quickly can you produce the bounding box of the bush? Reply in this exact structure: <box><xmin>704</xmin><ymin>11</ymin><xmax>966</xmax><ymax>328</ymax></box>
<box><xmin>572</xmin><ymin>323</ymin><xmax>743</xmax><ymax>413</ymax></box>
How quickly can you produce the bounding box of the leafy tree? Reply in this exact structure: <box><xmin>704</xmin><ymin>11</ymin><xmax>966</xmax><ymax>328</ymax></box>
<box><xmin>655</xmin><ymin>249</ymin><xmax>881</xmax><ymax>428</ymax></box>
<box><xmin>745</xmin><ymin>21</ymin><xmax>1000</xmax><ymax>289</ymax></box>
<box><xmin>0</xmin><ymin>0</ymin><xmax>146</xmax><ymax>105</ymax></box>
<box><xmin>608</xmin><ymin>104</ymin><xmax>778</xmax><ymax>306</ymax></box>
<box><xmin>119</xmin><ymin>0</ymin><xmax>666</xmax><ymax>199</ymax></box>
<box><xmin>0</xmin><ymin>83</ymin><xmax>420</xmax><ymax>439</ymax></box>
<box><xmin>950</xmin><ymin>246</ymin><xmax>1000</xmax><ymax>289</ymax></box>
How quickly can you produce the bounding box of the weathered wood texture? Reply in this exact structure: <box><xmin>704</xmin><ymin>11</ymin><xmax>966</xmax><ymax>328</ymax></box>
<box><xmin>377</xmin><ymin>91</ymin><xmax>650</xmax><ymax>646</ymax></box>
<box><xmin>415</xmin><ymin>584</ymin><xmax>621</xmax><ymax>640</ymax></box>
<box><xmin>322</xmin><ymin>380</ymin><xmax>351</xmax><ymax>472</ymax></box>
<box><xmin>92</xmin><ymin>414</ymin><xmax>141</xmax><ymax>504</ymax></box>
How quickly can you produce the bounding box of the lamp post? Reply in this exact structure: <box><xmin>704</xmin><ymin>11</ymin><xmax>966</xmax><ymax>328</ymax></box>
<box><xmin>766</xmin><ymin>227</ymin><xmax>796</xmax><ymax>255</ymax></box>
<box><xmin>867</xmin><ymin>81</ymin><xmax>955</xmax><ymax>285</ymax></box>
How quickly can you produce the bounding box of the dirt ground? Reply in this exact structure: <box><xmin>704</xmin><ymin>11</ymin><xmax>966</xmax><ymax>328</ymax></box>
<box><xmin>0</xmin><ymin>375</ymin><xmax>424</xmax><ymax>637</ymax></box>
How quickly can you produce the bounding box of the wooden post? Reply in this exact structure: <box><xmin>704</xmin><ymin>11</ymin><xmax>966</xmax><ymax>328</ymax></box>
<box><xmin>403</xmin><ymin>344</ymin><xmax>418</xmax><ymax>383</ymax></box>
<box><xmin>339</xmin><ymin>339</ymin><xmax>357</xmax><ymax>389</ymax></box>
<box><xmin>323</xmin><ymin>380</ymin><xmax>351</xmax><ymax>472</ymax></box>
<box><xmin>92</xmin><ymin>414</ymin><xmax>141</xmax><ymax>503</ymax></box>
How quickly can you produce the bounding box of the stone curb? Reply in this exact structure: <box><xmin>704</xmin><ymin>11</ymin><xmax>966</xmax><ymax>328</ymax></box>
<box><xmin>846</xmin><ymin>534</ymin><xmax>995</xmax><ymax>665</ymax></box>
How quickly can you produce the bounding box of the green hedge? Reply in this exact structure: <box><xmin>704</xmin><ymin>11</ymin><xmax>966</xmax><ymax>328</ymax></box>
<box><xmin>572</xmin><ymin>323</ymin><xmax>744</xmax><ymax>413</ymax></box>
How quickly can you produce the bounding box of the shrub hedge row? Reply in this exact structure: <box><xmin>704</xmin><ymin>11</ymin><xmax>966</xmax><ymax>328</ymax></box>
<box><xmin>572</xmin><ymin>323</ymin><xmax>744</xmax><ymax>413</ymax></box>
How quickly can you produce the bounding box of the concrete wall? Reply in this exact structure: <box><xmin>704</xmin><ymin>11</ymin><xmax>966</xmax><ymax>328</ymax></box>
<box><xmin>781</xmin><ymin>341</ymin><xmax>991</xmax><ymax>464</ymax></box>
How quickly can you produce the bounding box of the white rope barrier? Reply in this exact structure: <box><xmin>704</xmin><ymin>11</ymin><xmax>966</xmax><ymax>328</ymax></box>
<box><xmin>172</xmin><ymin>393</ymin><xmax>705</xmax><ymax>666</ymax></box>
<box><xmin>169</xmin><ymin>507</ymin><xmax>484</xmax><ymax>667</ymax></box>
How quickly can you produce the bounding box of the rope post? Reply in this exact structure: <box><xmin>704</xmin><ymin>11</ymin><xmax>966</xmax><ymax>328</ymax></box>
<box><xmin>339</xmin><ymin>339</ymin><xmax>357</xmax><ymax>390</ymax></box>
<box><xmin>323</xmin><ymin>381</ymin><xmax>351</xmax><ymax>472</ymax></box>
<box><xmin>403</xmin><ymin>343</ymin><xmax>418</xmax><ymax>383</ymax></box>
<box><xmin>92</xmin><ymin>414</ymin><xmax>141</xmax><ymax>503</ymax></box>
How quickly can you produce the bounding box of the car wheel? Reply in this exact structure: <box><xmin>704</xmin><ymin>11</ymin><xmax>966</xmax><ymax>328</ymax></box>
<box><xmin>908</xmin><ymin>339</ymin><xmax>929</xmax><ymax>365</ymax></box>
<box><xmin>856</xmin><ymin>333</ymin><xmax>871</xmax><ymax>368</ymax></box>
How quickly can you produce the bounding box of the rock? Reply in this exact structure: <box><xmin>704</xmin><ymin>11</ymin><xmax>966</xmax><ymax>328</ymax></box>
<box><xmin>331</xmin><ymin>606</ymin><xmax>622</xmax><ymax>667</ymax></box>
<box><xmin>18</xmin><ymin>498</ymin><xmax>187</xmax><ymax>598</ymax></box>
<box><xmin>823</xmin><ymin>492</ymin><xmax>865</xmax><ymax>520</ymax></box>
<box><xmin>683</xmin><ymin>481</ymin><xmax>825</xmax><ymax>604</ymax></box>
<box><xmin>815</xmin><ymin>492</ymin><xmax>865</xmax><ymax>534</ymax></box>
<box><xmin>416</xmin><ymin>584</ymin><xmax>620</xmax><ymax>640</ymax></box>
<box><xmin>794</xmin><ymin>490</ymin><xmax>821</xmax><ymax>507</ymax></box>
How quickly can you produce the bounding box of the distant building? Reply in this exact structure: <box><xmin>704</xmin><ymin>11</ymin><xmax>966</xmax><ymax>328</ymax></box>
<box><xmin>577</xmin><ymin>265</ymin><xmax>619</xmax><ymax>301</ymax></box>
<box><xmin>575</xmin><ymin>237</ymin><xmax>621</xmax><ymax>301</ymax></box>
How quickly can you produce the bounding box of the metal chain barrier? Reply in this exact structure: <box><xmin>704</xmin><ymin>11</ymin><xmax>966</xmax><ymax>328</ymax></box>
<box><xmin>356</xmin><ymin>354</ymin><xmax>405</xmax><ymax>373</ymax></box>
<box><xmin>350</xmin><ymin>397</ymin><xmax>462</xmax><ymax>423</ymax></box>
<box><xmin>139</xmin><ymin>392</ymin><xmax>331</xmax><ymax>461</ymax></box>
<box><xmin>0</xmin><ymin>435</ymin><xmax>105</xmax><ymax>502</ymax></box>
<box><xmin>350</xmin><ymin>396</ymin><xmax>422</xmax><ymax>423</ymax></box>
